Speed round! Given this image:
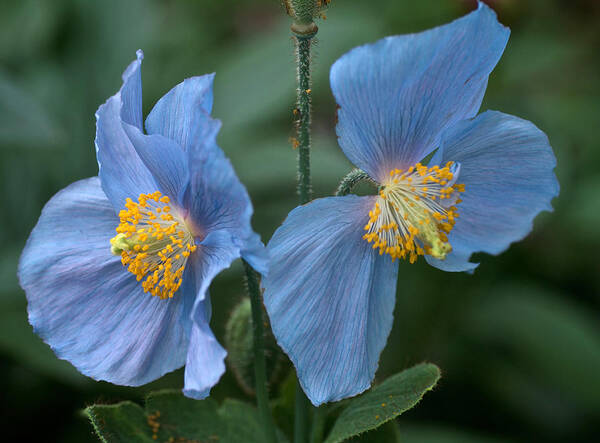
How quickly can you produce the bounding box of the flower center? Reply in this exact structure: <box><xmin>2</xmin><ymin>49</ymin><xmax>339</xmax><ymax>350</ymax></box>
<box><xmin>110</xmin><ymin>191</ymin><xmax>197</xmax><ymax>299</ymax></box>
<box><xmin>363</xmin><ymin>162</ymin><xmax>464</xmax><ymax>263</ymax></box>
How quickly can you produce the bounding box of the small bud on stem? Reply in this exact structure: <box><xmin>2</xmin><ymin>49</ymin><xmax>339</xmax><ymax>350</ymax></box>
<box><xmin>285</xmin><ymin>0</ymin><xmax>331</xmax><ymax>29</ymax></box>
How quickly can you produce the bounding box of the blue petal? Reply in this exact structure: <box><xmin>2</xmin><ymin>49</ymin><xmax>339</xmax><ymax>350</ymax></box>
<box><xmin>426</xmin><ymin>111</ymin><xmax>559</xmax><ymax>272</ymax></box>
<box><xmin>263</xmin><ymin>196</ymin><xmax>399</xmax><ymax>405</ymax></box>
<box><xmin>145</xmin><ymin>75</ymin><xmax>215</xmax><ymax>152</ymax></box>
<box><xmin>238</xmin><ymin>230</ymin><xmax>269</xmax><ymax>277</ymax></box>
<box><xmin>181</xmin><ymin>230</ymin><xmax>244</xmax><ymax>398</ymax></box>
<box><xmin>183</xmin><ymin>298</ymin><xmax>227</xmax><ymax>399</ymax></box>
<box><xmin>18</xmin><ymin>177</ymin><xmax>195</xmax><ymax>385</ymax></box>
<box><xmin>120</xmin><ymin>49</ymin><xmax>145</xmax><ymax>129</ymax></box>
<box><xmin>330</xmin><ymin>3</ymin><xmax>509</xmax><ymax>182</ymax></box>
<box><xmin>122</xmin><ymin>124</ymin><xmax>190</xmax><ymax>204</ymax></box>
<box><xmin>95</xmin><ymin>50</ymin><xmax>159</xmax><ymax>210</ymax></box>
<box><xmin>183</xmin><ymin>117</ymin><xmax>267</xmax><ymax>275</ymax></box>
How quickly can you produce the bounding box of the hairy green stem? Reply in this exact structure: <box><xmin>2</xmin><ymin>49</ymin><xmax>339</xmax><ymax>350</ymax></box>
<box><xmin>291</xmin><ymin>25</ymin><xmax>316</xmax><ymax>443</ymax></box>
<box><xmin>243</xmin><ymin>260</ymin><xmax>278</xmax><ymax>443</ymax></box>
<box><xmin>335</xmin><ymin>169</ymin><xmax>373</xmax><ymax>196</ymax></box>
<box><xmin>295</xmin><ymin>35</ymin><xmax>313</xmax><ymax>205</ymax></box>
<box><xmin>292</xmin><ymin>22</ymin><xmax>317</xmax><ymax>442</ymax></box>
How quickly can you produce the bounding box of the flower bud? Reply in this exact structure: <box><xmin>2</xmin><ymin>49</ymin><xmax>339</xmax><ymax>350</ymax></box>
<box><xmin>285</xmin><ymin>0</ymin><xmax>331</xmax><ymax>32</ymax></box>
<box><xmin>224</xmin><ymin>297</ymin><xmax>287</xmax><ymax>395</ymax></box>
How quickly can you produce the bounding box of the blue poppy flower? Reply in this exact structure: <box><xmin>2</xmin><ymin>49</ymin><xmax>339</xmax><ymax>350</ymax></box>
<box><xmin>263</xmin><ymin>3</ymin><xmax>559</xmax><ymax>405</ymax></box>
<box><xmin>18</xmin><ymin>50</ymin><xmax>267</xmax><ymax>399</ymax></box>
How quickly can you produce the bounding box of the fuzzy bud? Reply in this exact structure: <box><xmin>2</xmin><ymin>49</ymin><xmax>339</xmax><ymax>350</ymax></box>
<box><xmin>224</xmin><ymin>298</ymin><xmax>286</xmax><ymax>395</ymax></box>
<box><xmin>285</xmin><ymin>0</ymin><xmax>331</xmax><ymax>36</ymax></box>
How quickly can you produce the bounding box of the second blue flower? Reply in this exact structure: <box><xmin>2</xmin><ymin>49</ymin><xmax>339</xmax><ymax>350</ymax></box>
<box><xmin>263</xmin><ymin>3</ymin><xmax>559</xmax><ymax>405</ymax></box>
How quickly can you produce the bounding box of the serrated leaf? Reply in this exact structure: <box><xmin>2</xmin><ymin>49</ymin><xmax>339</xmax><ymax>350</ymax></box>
<box><xmin>87</xmin><ymin>401</ymin><xmax>149</xmax><ymax>443</ymax></box>
<box><xmin>324</xmin><ymin>363</ymin><xmax>440</xmax><ymax>443</ymax></box>
<box><xmin>85</xmin><ymin>390</ymin><xmax>288</xmax><ymax>443</ymax></box>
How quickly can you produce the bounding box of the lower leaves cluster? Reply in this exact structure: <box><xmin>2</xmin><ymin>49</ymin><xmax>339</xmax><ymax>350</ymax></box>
<box><xmin>85</xmin><ymin>363</ymin><xmax>440</xmax><ymax>443</ymax></box>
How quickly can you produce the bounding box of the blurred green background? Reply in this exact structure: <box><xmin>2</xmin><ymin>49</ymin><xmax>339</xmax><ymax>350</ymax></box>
<box><xmin>1</xmin><ymin>0</ymin><xmax>599</xmax><ymax>441</ymax></box>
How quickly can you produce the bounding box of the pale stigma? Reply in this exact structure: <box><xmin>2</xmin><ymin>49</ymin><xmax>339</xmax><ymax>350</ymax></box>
<box><xmin>363</xmin><ymin>162</ymin><xmax>464</xmax><ymax>263</ymax></box>
<box><xmin>110</xmin><ymin>191</ymin><xmax>197</xmax><ymax>299</ymax></box>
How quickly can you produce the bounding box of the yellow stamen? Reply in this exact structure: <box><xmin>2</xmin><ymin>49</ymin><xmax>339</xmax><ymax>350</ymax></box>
<box><xmin>363</xmin><ymin>162</ymin><xmax>464</xmax><ymax>262</ymax></box>
<box><xmin>110</xmin><ymin>191</ymin><xmax>197</xmax><ymax>299</ymax></box>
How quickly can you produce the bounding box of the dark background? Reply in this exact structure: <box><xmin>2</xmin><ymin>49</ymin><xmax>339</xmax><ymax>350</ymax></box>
<box><xmin>1</xmin><ymin>0</ymin><xmax>599</xmax><ymax>441</ymax></box>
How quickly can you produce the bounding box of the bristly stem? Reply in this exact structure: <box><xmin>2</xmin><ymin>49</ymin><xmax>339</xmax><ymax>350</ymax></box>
<box><xmin>295</xmin><ymin>34</ymin><xmax>313</xmax><ymax>205</ymax></box>
<box><xmin>243</xmin><ymin>260</ymin><xmax>278</xmax><ymax>443</ymax></box>
<box><xmin>292</xmin><ymin>25</ymin><xmax>316</xmax><ymax>443</ymax></box>
<box><xmin>292</xmin><ymin>23</ymin><xmax>318</xmax><ymax>443</ymax></box>
<box><xmin>336</xmin><ymin>169</ymin><xmax>373</xmax><ymax>196</ymax></box>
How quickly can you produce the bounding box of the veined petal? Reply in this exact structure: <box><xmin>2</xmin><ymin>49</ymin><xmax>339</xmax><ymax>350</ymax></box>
<box><xmin>263</xmin><ymin>196</ymin><xmax>399</xmax><ymax>405</ymax></box>
<box><xmin>239</xmin><ymin>231</ymin><xmax>269</xmax><ymax>277</ymax></box>
<box><xmin>181</xmin><ymin>230</ymin><xmax>243</xmax><ymax>398</ymax></box>
<box><xmin>426</xmin><ymin>111</ymin><xmax>559</xmax><ymax>272</ymax></box>
<box><xmin>145</xmin><ymin>75</ymin><xmax>215</xmax><ymax>152</ymax></box>
<box><xmin>184</xmin><ymin>118</ymin><xmax>267</xmax><ymax>275</ymax></box>
<box><xmin>183</xmin><ymin>298</ymin><xmax>227</xmax><ymax>400</ymax></box>
<box><xmin>330</xmin><ymin>2</ymin><xmax>509</xmax><ymax>182</ymax></box>
<box><xmin>122</xmin><ymin>124</ymin><xmax>190</xmax><ymax>204</ymax></box>
<box><xmin>95</xmin><ymin>50</ymin><xmax>158</xmax><ymax>210</ymax></box>
<box><xmin>18</xmin><ymin>178</ymin><xmax>195</xmax><ymax>385</ymax></box>
<box><xmin>119</xmin><ymin>49</ymin><xmax>144</xmax><ymax>130</ymax></box>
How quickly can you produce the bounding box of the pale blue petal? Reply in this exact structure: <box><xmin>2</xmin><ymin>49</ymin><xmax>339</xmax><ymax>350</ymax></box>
<box><xmin>183</xmin><ymin>298</ymin><xmax>227</xmax><ymax>399</ymax></box>
<box><xmin>18</xmin><ymin>178</ymin><xmax>195</xmax><ymax>385</ymax></box>
<box><xmin>183</xmin><ymin>117</ymin><xmax>267</xmax><ymax>275</ymax></box>
<box><xmin>122</xmin><ymin>123</ymin><xmax>189</xmax><ymax>203</ymax></box>
<box><xmin>263</xmin><ymin>196</ymin><xmax>399</xmax><ymax>405</ymax></box>
<box><xmin>426</xmin><ymin>111</ymin><xmax>559</xmax><ymax>272</ymax></box>
<box><xmin>95</xmin><ymin>50</ymin><xmax>158</xmax><ymax>210</ymax></box>
<box><xmin>330</xmin><ymin>3</ymin><xmax>509</xmax><ymax>182</ymax></box>
<box><xmin>120</xmin><ymin>49</ymin><xmax>145</xmax><ymax>129</ymax></box>
<box><xmin>181</xmin><ymin>230</ymin><xmax>242</xmax><ymax>398</ymax></box>
<box><xmin>145</xmin><ymin>75</ymin><xmax>215</xmax><ymax>151</ymax></box>
<box><xmin>194</xmin><ymin>230</ymin><xmax>244</xmax><ymax>303</ymax></box>
<box><xmin>239</xmin><ymin>231</ymin><xmax>269</xmax><ymax>276</ymax></box>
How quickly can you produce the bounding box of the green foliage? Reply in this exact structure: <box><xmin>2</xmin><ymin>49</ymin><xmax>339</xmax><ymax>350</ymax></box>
<box><xmin>323</xmin><ymin>363</ymin><xmax>440</xmax><ymax>443</ymax></box>
<box><xmin>85</xmin><ymin>390</ymin><xmax>288</xmax><ymax>443</ymax></box>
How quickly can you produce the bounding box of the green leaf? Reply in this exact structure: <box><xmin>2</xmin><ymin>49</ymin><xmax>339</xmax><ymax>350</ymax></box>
<box><xmin>324</xmin><ymin>363</ymin><xmax>440</xmax><ymax>443</ymax></box>
<box><xmin>85</xmin><ymin>390</ymin><xmax>288</xmax><ymax>443</ymax></box>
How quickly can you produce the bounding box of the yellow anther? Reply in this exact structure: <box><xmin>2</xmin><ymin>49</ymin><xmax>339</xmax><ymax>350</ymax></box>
<box><xmin>363</xmin><ymin>162</ymin><xmax>464</xmax><ymax>263</ymax></box>
<box><xmin>109</xmin><ymin>190</ymin><xmax>196</xmax><ymax>299</ymax></box>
